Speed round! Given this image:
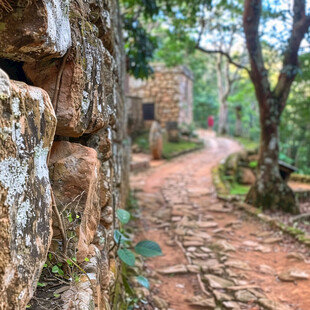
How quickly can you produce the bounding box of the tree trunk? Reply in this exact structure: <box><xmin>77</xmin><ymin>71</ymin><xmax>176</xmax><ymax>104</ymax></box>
<box><xmin>218</xmin><ymin>102</ymin><xmax>229</xmax><ymax>135</ymax></box>
<box><xmin>245</xmin><ymin>98</ymin><xmax>298</xmax><ymax>214</ymax></box>
<box><xmin>234</xmin><ymin>105</ymin><xmax>242</xmax><ymax>137</ymax></box>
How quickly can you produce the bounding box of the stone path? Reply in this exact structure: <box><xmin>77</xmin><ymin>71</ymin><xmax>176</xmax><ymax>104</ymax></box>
<box><xmin>130</xmin><ymin>131</ymin><xmax>310</xmax><ymax>310</ymax></box>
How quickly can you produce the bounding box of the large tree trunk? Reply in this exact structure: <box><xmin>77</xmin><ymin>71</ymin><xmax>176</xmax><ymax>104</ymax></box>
<box><xmin>218</xmin><ymin>102</ymin><xmax>229</xmax><ymax>135</ymax></box>
<box><xmin>245</xmin><ymin>98</ymin><xmax>298</xmax><ymax>213</ymax></box>
<box><xmin>234</xmin><ymin>105</ymin><xmax>242</xmax><ymax>137</ymax></box>
<box><xmin>216</xmin><ymin>55</ymin><xmax>230</xmax><ymax>135</ymax></box>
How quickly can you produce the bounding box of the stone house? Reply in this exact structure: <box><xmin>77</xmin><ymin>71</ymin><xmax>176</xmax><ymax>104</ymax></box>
<box><xmin>127</xmin><ymin>64</ymin><xmax>194</xmax><ymax>132</ymax></box>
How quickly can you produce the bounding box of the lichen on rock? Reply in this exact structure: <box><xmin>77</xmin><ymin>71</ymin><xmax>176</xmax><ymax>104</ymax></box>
<box><xmin>0</xmin><ymin>69</ymin><xmax>57</xmax><ymax>309</ymax></box>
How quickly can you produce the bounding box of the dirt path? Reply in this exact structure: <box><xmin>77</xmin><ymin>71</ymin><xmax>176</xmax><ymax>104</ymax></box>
<box><xmin>130</xmin><ymin>131</ymin><xmax>310</xmax><ymax>310</ymax></box>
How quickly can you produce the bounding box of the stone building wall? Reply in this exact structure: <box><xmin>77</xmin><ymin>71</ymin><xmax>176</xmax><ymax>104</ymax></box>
<box><xmin>0</xmin><ymin>1</ymin><xmax>129</xmax><ymax>309</ymax></box>
<box><xmin>128</xmin><ymin>64</ymin><xmax>194</xmax><ymax>129</ymax></box>
<box><xmin>126</xmin><ymin>96</ymin><xmax>144</xmax><ymax>135</ymax></box>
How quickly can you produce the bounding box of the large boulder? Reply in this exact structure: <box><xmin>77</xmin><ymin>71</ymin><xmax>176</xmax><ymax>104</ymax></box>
<box><xmin>149</xmin><ymin>121</ymin><xmax>163</xmax><ymax>160</ymax></box>
<box><xmin>0</xmin><ymin>69</ymin><xmax>57</xmax><ymax>309</ymax></box>
<box><xmin>49</xmin><ymin>141</ymin><xmax>110</xmax><ymax>262</ymax></box>
<box><xmin>23</xmin><ymin>1</ymin><xmax>116</xmax><ymax>137</ymax></box>
<box><xmin>238</xmin><ymin>167</ymin><xmax>256</xmax><ymax>185</ymax></box>
<box><xmin>0</xmin><ymin>0</ymin><xmax>71</xmax><ymax>61</ymax></box>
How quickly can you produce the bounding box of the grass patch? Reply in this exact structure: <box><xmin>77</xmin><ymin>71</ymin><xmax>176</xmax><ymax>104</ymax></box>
<box><xmin>229</xmin><ymin>183</ymin><xmax>250</xmax><ymax>196</ymax></box>
<box><xmin>133</xmin><ymin>131</ymin><xmax>149</xmax><ymax>152</ymax></box>
<box><xmin>133</xmin><ymin>131</ymin><xmax>203</xmax><ymax>158</ymax></box>
<box><xmin>235</xmin><ymin>137</ymin><xmax>259</xmax><ymax>152</ymax></box>
<box><xmin>163</xmin><ymin>140</ymin><xmax>201</xmax><ymax>158</ymax></box>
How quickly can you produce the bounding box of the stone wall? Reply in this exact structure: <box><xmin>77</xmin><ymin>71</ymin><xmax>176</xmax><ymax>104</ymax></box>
<box><xmin>128</xmin><ymin>64</ymin><xmax>194</xmax><ymax>129</ymax></box>
<box><xmin>0</xmin><ymin>1</ymin><xmax>129</xmax><ymax>309</ymax></box>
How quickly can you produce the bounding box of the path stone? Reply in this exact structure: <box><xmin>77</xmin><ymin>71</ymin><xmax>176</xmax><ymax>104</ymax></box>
<box><xmin>204</xmin><ymin>275</ymin><xmax>234</xmax><ymax>289</ymax></box>
<box><xmin>259</xmin><ymin>264</ymin><xmax>276</xmax><ymax>275</ymax></box>
<box><xmin>193</xmin><ymin>259</ymin><xmax>220</xmax><ymax>268</ymax></box>
<box><xmin>201</xmin><ymin>247</ymin><xmax>212</xmax><ymax>253</ymax></box>
<box><xmin>197</xmin><ymin>221</ymin><xmax>218</xmax><ymax>228</ymax></box>
<box><xmin>186</xmin><ymin>265</ymin><xmax>200</xmax><ymax>273</ymax></box>
<box><xmin>263</xmin><ymin>237</ymin><xmax>282</xmax><ymax>244</ymax></box>
<box><xmin>183</xmin><ymin>240</ymin><xmax>204</xmax><ymax>247</ymax></box>
<box><xmin>254</xmin><ymin>245</ymin><xmax>272</xmax><ymax>253</ymax></box>
<box><xmin>234</xmin><ymin>290</ymin><xmax>257</xmax><ymax>302</ymax></box>
<box><xmin>189</xmin><ymin>231</ymin><xmax>211</xmax><ymax>240</ymax></box>
<box><xmin>213</xmin><ymin>290</ymin><xmax>233</xmax><ymax>302</ymax></box>
<box><xmin>258</xmin><ymin>298</ymin><xmax>291</xmax><ymax>310</ymax></box>
<box><xmin>157</xmin><ymin>265</ymin><xmax>188</xmax><ymax>274</ymax></box>
<box><xmin>209</xmin><ymin>203</ymin><xmax>233</xmax><ymax>213</ymax></box>
<box><xmin>222</xmin><ymin>301</ymin><xmax>241</xmax><ymax>310</ymax></box>
<box><xmin>153</xmin><ymin>296</ymin><xmax>168</xmax><ymax>309</ymax></box>
<box><xmin>187</xmin><ymin>295</ymin><xmax>216</xmax><ymax>308</ymax></box>
<box><xmin>286</xmin><ymin>252</ymin><xmax>306</xmax><ymax>261</ymax></box>
<box><xmin>242</xmin><ymin>240</ymin><xmax>259</xmax><ymax>247</ymax></box>
<box><xmin>225</xmin><ymin>260</ymin><xmax>251</xmax><ymax>271</ymax></box>
<box><xmin>278</xmin><ymin>269</ymin><xmax>309</xmax><ymax>281</ymax></box>
<box><xmin>214</xmin><ymin>240</ymin><xmax>236</xmax><ymax>252</ymax></box>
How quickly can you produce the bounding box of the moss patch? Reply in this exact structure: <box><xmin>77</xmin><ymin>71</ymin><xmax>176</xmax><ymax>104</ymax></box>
<box><xmin>235</xmin><ymin>137</ymin><xmax>259</xmax><ymax>152</ymax></box>
<box><xmin>229</xmin><ymin>183</ymin><xmax>250</xmax><ymax>196</ymax></box>
<box><xmin>162</xmin><ymin>140</ymin><xmax>202</xmax><ymax>159</ymax></box>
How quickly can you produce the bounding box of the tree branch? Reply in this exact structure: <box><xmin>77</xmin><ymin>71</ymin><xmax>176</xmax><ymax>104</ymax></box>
<box><xmin>243</xmin><ymin>0</ymin><xmax>270</xmax><ymax>109</ymax></box>
<box><xmin>196</xmin><ymin>45</ymin><xmax>250</xmax><ymax>74</ymax></box>
<box><xmin>274</xmin><ymin>0</ymin><xmax>310</xmax><ymax>112</ymax></box>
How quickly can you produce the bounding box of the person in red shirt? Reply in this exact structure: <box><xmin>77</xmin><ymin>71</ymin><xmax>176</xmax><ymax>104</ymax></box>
<box><xmin>207</xmin><ymin>115</ymin><xmax>214</xmax><ymax>130</ymax></box>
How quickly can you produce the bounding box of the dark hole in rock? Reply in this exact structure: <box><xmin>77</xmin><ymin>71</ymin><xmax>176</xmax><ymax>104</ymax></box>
<box><xmin>0</xmin><ymin>58</ymin><xmax>33</xmax><ymax>85</ymax></box>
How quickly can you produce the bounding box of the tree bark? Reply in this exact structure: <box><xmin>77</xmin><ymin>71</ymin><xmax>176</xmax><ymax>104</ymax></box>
<box><xmin>216</xmin><ymin>55</ymin><xmax>230</xmax><ymax>135</ymax></box>
<box><xmin>218</xmin><ymin>102</ymin><xmax>229</xmax><ymax>135</ymax></box>
<box><xmin>234</xmin><ymin>105</ymin><xmax>242</xmax><ymax>137</ymax></box>
<box><xmin>246</xmin><ymin>98</ymin><xmax>298</xmax><ymax>213</ymax></box>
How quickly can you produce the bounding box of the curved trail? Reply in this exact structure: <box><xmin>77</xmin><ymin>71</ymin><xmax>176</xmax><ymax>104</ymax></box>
<box><xmin>131</xmin><ymin>131</ymin><xmax>310</xmax><ymax>310</ymax></box>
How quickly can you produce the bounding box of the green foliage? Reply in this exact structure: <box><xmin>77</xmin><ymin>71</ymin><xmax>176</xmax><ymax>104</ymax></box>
<box><xmin>117</xmin><ymin>248</ymin><xmax>136</xmax><ymax>267</ymax></box>
<box><xmin>114</xmin><ymin>229</ymin><xmax>130</xmax><ymax>244</ymax></box>
<box><xmin>133</xmin><ymin>131</ymin><xmax>202</xmax><ymax>158</ymax></box>
<box><xmin>163</xmin><ymin>140</ymin><xmax>202</xmax><ymax>159</ymax></box>
<box><xmin>279</xmin><ymin>53</ymin><xmax>310</xmax><ymax>175</ymax></box>
<box><xmin>136</xmin><ymin>276</ymin><xmax>150</xmax><ymax>289</ymax></box>
<box><xmin>249</xmin><ymin>161</ymin><xmax>258</xmax><ymax>168</ymax></box>
<box><xmin>235</xmin><ymin>137</ymin><xmax>259</xmax><ymax>152</ymax></box>
<box><xmin>113</xmin><ymin>193</ymin><xmax>163</xmax><ymax>309</ymax></box>
<box><xmin>229</xmin><ymin>183</ymin><xmax>250</xmax><ymax>196</ymax></box>
<box><xmin>117</xmin><ymin>209</ymin><xmax>131</xmax><ymax>224</ymax></box>
<box><xmin>134</xmin><ymin>240</ymin><xmax>163</xmax><ymax>257</ymax></box>
<box><xmin>133</xmin><ymin>131</ymin><xmax>149</xmax><ymax>152</ymax></box>
<box><xmin>51</xmin><ymin>265</ymin><xmax>64</xmax><ymax>276</ymax></box>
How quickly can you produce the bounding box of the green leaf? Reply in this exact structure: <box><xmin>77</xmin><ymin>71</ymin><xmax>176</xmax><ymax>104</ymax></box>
<box><xmin>52</xmin><ymin>265</ymin><xmax>59</xmax><ymax>273</ymax></box>
<box><xmin>116</xmin><ymin>209</ymin><xmax>131</xmax><ymax>224</ymax></box>
<box><xmin>114</xmin><ymin>229</ymin><xmax>130</xmax><ymax>244</ymax></box>
<box><xmin>117</xmin><ymin>248</ymin><xmax>135</xmax><ymax>266</ymax></box>
<box><xmin>37</xmin><ymin>282</ymin><xmax>47</xmax><ymax>287</ymax></box>
<box><xmin>53</xmin><ymin>293</ymin><xmax>60</xmax><ymax>298</ymax></box>
<box><xmin>58</xmin><ymin>268</ymin><xmax>64</xmax><ymax>276</ymax></box>
<box><xmin>134</xmin><ymin>240</ymin><xmax>162</xmax><ymax>257</ymax></box>
<box><xmin>136</xmin><ymin>275</ymin><xmax>150</xmax><ymax>289</ymax></box>
<box><xmin>84</xmin><ymin>257</ymin><xmax>90</xmax><ymax>262</ymax></box>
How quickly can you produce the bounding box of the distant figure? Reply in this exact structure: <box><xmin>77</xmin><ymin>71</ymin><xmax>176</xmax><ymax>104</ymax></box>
<box><xmin>149</xmin><ymin>120</ymin><xmax>163</xmax><ymax>160</ymax></box>
<box><xmin>207</xmin><ymin>115</ymin><xmax>214</xmax><ymax>130</ymax></box>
